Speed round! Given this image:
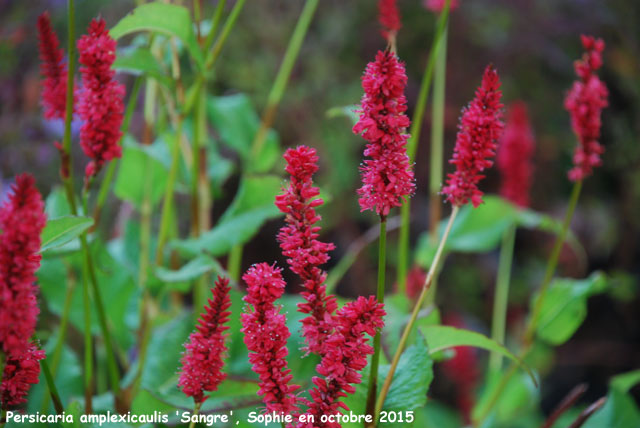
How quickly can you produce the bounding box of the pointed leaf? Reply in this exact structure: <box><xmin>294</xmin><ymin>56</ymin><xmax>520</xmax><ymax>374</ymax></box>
<box><xmin>40</xmin><ymin>216</ymin><xmax>93</xmax><ymax>253</ymax></box>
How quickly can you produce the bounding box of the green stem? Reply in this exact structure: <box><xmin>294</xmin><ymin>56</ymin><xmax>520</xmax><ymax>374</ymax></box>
<box><xmin>82</xmin><ymin>235</ymin><xmax>121</xmax><ymax>395</ymax></box>
<box><xmin>188</xmin><ymin>401</ymin><xmax>202</xmax><ymax>428</ymax></box>
<box><xmin>489</xmin><ymin>223</ymin><xmax>516</xmax><ymax>372</ymax></box>
<box><xmin>250</xmin><ymin>0</ymin><xmax>319</xmax><ymax>159</ymax></box>
<box><xmin>205</xmin><ymin>0</ymin><xmax>247</xmax><ymax>70</ymax></box>
<box><xmin>428</xmin><ymin>24</ymin><xmax>448</xmax><ymax>243</ymax></box>
<box><xmin>365</xmin><ymin>219</ymin><xmax>387</xmax><ymax>420</ymax></box>
<box><xmin>156</xmin><ymin>119</ymin><xmax>183</xmax><ymax>264</ymax></box>
<box><xmin>60</xmin><ymin>0</ymin><xmax>77</xmax><ymax>214</ymax></box>
<box><xmin>227</xmin><ymin>244</ymin><xmax>243</xmax><ymax>281</ymax></box>
<box><xmin>204</xmin><ymin>0</ymin><xmax>227</xmax><ymax>52</ymax></box>
<box><xmin>41</xmin><ymin>265</ymin><xmax>75</xmax><ymax>413</ymax></box>
<box><xmin>525</xmin><ymin>180</ymin><xmax>583</xmax><ymax>344</ymax></box>
<box><xmin>396</xmin><ymin>1</ymin><xmax>451</xmax><ymax>292</ymax></box>
<box><xmin>475</xmin><ymin>180</ymin><xmax>583</xmax><ymax>426</ymax></box>
<box><xmin>41</xmin><ymin>358</ymin><xmax>64</xmax><ymax>415</ymax></box>
<box><xmin>81</xmin><ymin>244</ymin><xmax>93</xmax><ymax>413</ymax></box>
<box><xmin>93</xmin><ymin>77</ymin><xmax>142</xmax><ymax>225</ymax></box>
<box><xmin>375</xmin><ymin>206</ymin><xmax>459</xmax><ymax>421</ymax></box>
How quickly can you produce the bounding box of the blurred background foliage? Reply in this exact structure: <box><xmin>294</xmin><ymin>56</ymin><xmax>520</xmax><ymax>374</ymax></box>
<box><xmin>1</xmin><ymin>0</ymin><xmax>639</xmax><ymax>423</ymax></box>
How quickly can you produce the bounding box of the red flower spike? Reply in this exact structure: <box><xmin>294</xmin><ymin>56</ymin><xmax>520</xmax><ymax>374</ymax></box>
<box><xmin>497</xmin><ymin>102</ymin><xmax>535</xmax><ymax>208</ymax></box>
<box><xmin>275</xmin><ymin>146</ymin><xmax>337</xmax><ymax>355</ymax></box>
<box><xmin>1</xmin><ymin>343</ymin><xmax>45</xmax><ymax>407</ymax></box>
<box><xmin>564</xmin><ymin>35</ymin><xmax>608</xmax><ymax>181</ymax></box>
<box><xmin>178</xmin><ymin>276</ymin><xmax>232</xmax><ymax>404</ymax></box>
<box><xmin>353</xmin><ymin>50</ymin><xmax>415</xmax><ymax>218</ymax></box>
<box><xmin>37</xmin><ymin>12</ymin><xmax>71</xmax><ymax>120</ymax></box>
<box><xmin>0</xmin><ymin>174</ymin><xmax>46</xmax><ymax>356</ymax></box>
<box><xmin>241</xmin><ymin>263</ymin><xmax>299</xmax><ymax>414</ymax></box>
<box><xmin>77</xmin><ymin>18</ymin><xmax>125</xmax><ymax>180</ymax></box>
<box><xmin>378</xmin><ymin>0</ymin><xmax>401</xmax><ymax>41</ymax></box>
<box><xmin>424</xmin><ymin>0</ymin><xmax>460</xmax><ymax>12</ymax></box>
<box><xmin>442</xmin><ymin>65</ymin><xmax>504</xmax><ymax>207</ymax></box>
<box><xmin>295</xmin><ymin>296</ymin><xmax>385</xmax><ymax>427</ymax></box>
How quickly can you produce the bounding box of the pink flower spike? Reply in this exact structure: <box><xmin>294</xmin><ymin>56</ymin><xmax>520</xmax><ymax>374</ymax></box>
<box><xmin>178</xmin><ymin>276</ymin><xmax>232</xmax><ymax>404</ymax></box>
<box><xmin>564</xmin><ymin>35</ymin><xmax>608</xmax><ymax>182</ymax></box>
<box><xmin>275</xmin><ymin>146</ymin><xmax>337</xmax><ymax>355</ymax></box>
<box><xmin>295</xmin><ymin>296</ymin><xmax>385</xmax><ymax>427</ymax></box>
<box><xmin>1</xmin><ymin>343</ymin><xmax>45</xmax><ymax>407</ymax></box>
<box><xmin>353</xmin><ymin>50</ymin><xmax>415</xmax><ymax>218</ymax></box>
<box><xmin>0</xmin><ymin>174</ymin><xmax>46</xmax><ymax>356</ymax></box>
<box><xmin>497</xmin><ymin>102</ymin><xmax>536</xmax><ymax>208</ymax></box>
<box><xmin>77</xmin><ymin>18</ymin><xmax>125</xmax><ymax>180</ymax></box>
<box><xmin>442</xmin><ymin>65</ymin><xmax>504</xmax><ymax>208</ymax></box>
<box><xmin>378</xmin><ymin>0</ymin><xmax>401</xmax><ymax>42</ymax></box>
<box><xmin>241</xmin><ymin>263</ymin><xmax>299</xmax><ymax>414</ymax></box>
<box><xmin>424</xmin><ymin>0</ymin><xmax>460</xmax><ymax>13</ymax></box>
<box><xmin>37</xmin><ymin>12</ymin><xmax>71</xmax><ymax>120</ymax></box>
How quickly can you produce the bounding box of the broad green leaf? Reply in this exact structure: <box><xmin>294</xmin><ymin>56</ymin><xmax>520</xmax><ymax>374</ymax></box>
<box><xmin>379</xmin><ymin>335</ymin><xmax>433</xmax><ymax>414</ymax></box>
<box><xmin>582</xmin><ymin>389</ymin><xmax>640</xmax><ymax>428</ymax></box>
<box><xmin>473</xmin><ymin>370</ymin><xmax>539</xmax><ymax>425</ymax></box>
<box><xmin>421</xmin><ymin>325</ymin><xmax>536</xmax><ymax>384</ymax></box>
<box><xmin>171</xmin><ymin>175</ymin><xmax>283</xmax><ymax>257</ymax></box>
<box><xmin>536</xmin><ymin>272</ymin><xmax>607</xmax><ymax>345</ymax></box>
<box><xmin>110</xmin><ymin>2</ymin><xmax>204</xmax><ymax>69</ymax></box>
<box><xmin>40</xmin><ymin>215</ymin><xmax>93</xmax><ymax>253</ymax></box>
<box><xmin>155</xmin><ymin>254</ymin><xmax>225</xmax><ymax>284</ymax></box>
<box><xmin>207</xmin><ymin>94</ymin><xmax>280</xmax><ymax>172</ymax></box>
<box><xmin>45</xmin><ymin>186</ymin><xmax>72</xmax><ymax>218</ymax></box>
<box><xmin>611</xmin><ymin>369</ymin><xmax>640</xmax><ymax>393</ymax></box>
<box><xmin>414</xmin><ymin>401</ymin><xmax>462</xmax><ymax>428</ymax></box>
<box><xmin>114</xmin><ymin>138</ymin><xmax>170</xmax><ymax>209</ymax></box>
<box><xmin>113</xmin><ymin>46</ymin><xmax>172</xmax><ymax>87</ymax></box>
<box><xmin>61</xmin><ymin>401</ymin><xmax>83</xmax><ymax>428</ymax></box>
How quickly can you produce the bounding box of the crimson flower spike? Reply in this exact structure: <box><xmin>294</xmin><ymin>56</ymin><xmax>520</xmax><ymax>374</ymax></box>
<box><xmin>564</xmin><ymin>35</ymin><xmax>608</xmax><ymax>182</ymax></box>
<box><xmin>497</xmin><ymin>101</ymin><xmax>536</xmax><ymax>208</ymax></box>
<box><xmin>275</xmin><ymin>146</ymin><xmax>337</xmax><ymax>356</ymax></box>
<box><xmin>442</xmin><ymin>65</ymin><xmax>504</xmax><ymax>207</ymax></box>
<box><xmin>241</xmin><ymin>263</ymin><xmax>299</xmax><ymax>414</ymax></box>
<box><xmin>37</xmin><ymin>12</ymin><xmax>72</xmax><ymax>120</ymax></box>
<box><xmin>378</xmin><ymin>0</ymin><xmax>401</xmax><ymax>44</ymax></box>
<box><xmin>77</xmin><ymin>18</ymin><xmax>125</xmax><ymax>181</ymax></box>
<box><xmin>0</xmin><ymin>174</ymin><xmax>47</xmax><ymax>407</ymax></box>
<box><xmin>178</xmin><ymin>276</ymin><xmax>232</xmax><ymax>404</ymax></box>
<box><xmin>353</xmin><ymin>50</ymin><xmax>415</xmax><ymax>219</ymax></box>
<box><xmin>294</xmin><ymin>296</ymin><xmax>385</xmax><ymax>428</ymax></box>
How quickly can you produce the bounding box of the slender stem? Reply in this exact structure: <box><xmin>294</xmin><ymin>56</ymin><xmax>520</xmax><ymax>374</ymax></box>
<box><xmin>365</xmin><ymin>219</ymin><xmax>387</xmax><ymax>421</ymax></box>
<box><xmin>82</xmin><ymin>235</ymin><xmax>121</xmax><ymax>395</ymax></box>
<box><xmin>227</xmin><ymin>244</ymin><xmax>243</xmax><ymax>281</ymax></box>
<box><xmin>81</xmin><ymin>245</ymin><xmax>93</xmax><ymax>413</ymax></box>
<box><xmin>475</xmin><ymin>180</ymin><xmax>584</xmax><ymax>426</ymax></box>
<box><xmin>375</xmin><ymin>206</ymin><xmax>459</xmax><ymax>420</ymax></box>
<box><xmin>249</xmin><ymin>0</ymin><xmax>319</xmax><ymax>160</ymax></box>
<box><xmin>489</xmin><ymin>223</ymin><xmax>516</xmax><ymax>372</ymax></box>
<box><xmin>41</xmin><ymin>265</ymin><xmax>75</xmax><ymax>413</ymax></box>
<box><xmin>156</xmin><ymin>119</ymin><xmax>183</xmax><ymax>264</ymax></box>
<box><xmin>204</xmin><ymin>0</ymin><xmax>227</xmax><ymax>52</ymax></box>
<box><xmin>525</xmin><ymin>180</ymin><xmax>582</xmax><ymax>344</ymax></box>
<box><xmin>93</xmin><ymin>77</ymin><xmax>142</xmax><ymax>225</ymax></box>
<box><xmin>188</xmin><ymin>401</ymin><xmax>203</xmax><ymax>428</ymax></box>
<box><xmin>396</xmin><ymin>1</ymin><xmax>451</xmax><ymax>292</ymax></box>
<box><xmin>61</xmin><ymin>0</ymin><xmax>77</xmax><ymax>214</ymax></box>
<box><xmin>205</xmin><ymin>0</ymin><xmax>247</xmax><ymax>70</ymax></box>
<box><xmin>41</xmin><ymin>358</ymin><xmax>64</xmax><ymax>415</ymax></box>
<box><xmin>428</xmin><ymin>24</ymin><xmax>448</xmax><ymax>244</ymax></box>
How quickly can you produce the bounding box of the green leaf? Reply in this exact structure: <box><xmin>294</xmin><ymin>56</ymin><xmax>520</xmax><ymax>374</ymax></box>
<box><xmin>379</xmin><ymin>335</ymin><xmax>433</xmax><ymax>413</ymax></box>
<box><xmin>611</xmin><ymin>369</ymin><xmax>640</xmax><ymax>393</ymax></box>
<box><xmin>421</xmin><ymin>325</ymin><xmax>536</xmax><ymax>384</ymax></box>
<box><xmin>110</xmin><ymin>2</ymin><xmax>204</xmax><ymax>70</ymax></box>
<box><xmin>207</xmin><ymin>94</ymin><xmax>280</xmax><ymax>173</ymax></box>
<box><xmin>473</xmin><ymin>370</ymin><xmax>539</xmax><ymax>424</ymax></box>
<box><xmin>155</xmin><ymin>254</ymin><xmax>225</xmax><ymax>284</ymax></box>
<box><xmin>582</xmin><ymin>389</ymin><xmax>640</xmax><ymax>428</ymax></box>
<box><xmin>113</xmin><ymin>46</ymin><xmax>172</xmax><ymax>87</ymax></box>
<box><xmin>114</xmin><ymin>138</ymin><xmax>170</xmax><ymax>209</ymax></box>
<box><xmin>536</xmin><ymin>272</ymin><xmax>607</xmax><ymax>345</ymax></box>
<box><xmin>61</xmin><ymin>401</ymin><xmax>83</xmax><ymax>428</ymax></box>
<box><xmin>40</xmin><ymin>215</ymin><xmax>94</xmax><ymax>253</ymax></box>
<box><xmin>326</xmin><ymin>104</ymin><xmax>360</xmax><ymax>126</ymax></box>
<box><xmin>171</xmin><ymin>175</ymin><xmax>283</xmax><ymax>257</ymax></box>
